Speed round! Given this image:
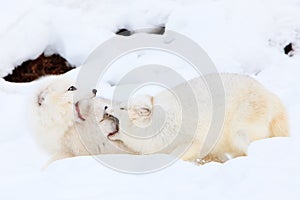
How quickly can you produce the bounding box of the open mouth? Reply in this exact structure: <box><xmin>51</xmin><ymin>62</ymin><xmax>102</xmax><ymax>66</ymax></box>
<box><xmin>107</xmin><ymin>115</ymin><xmax>119</xmax><ymax>138</ymax></box>
<box><xmin>108</xmin><ymin>130</ymin><xmax>119</xmax><ymax>137</ymax></box>
<box><xmin>75</xmin><ymin>102</ymin><xmax>86</xmax><ymax>121</ymax></box>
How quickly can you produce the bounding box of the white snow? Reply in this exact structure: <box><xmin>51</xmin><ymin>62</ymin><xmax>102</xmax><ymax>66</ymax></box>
<box><xmin>1</xmin><ymin>0</ymin><xmax>300</xmax><ymax>199</ymax></box>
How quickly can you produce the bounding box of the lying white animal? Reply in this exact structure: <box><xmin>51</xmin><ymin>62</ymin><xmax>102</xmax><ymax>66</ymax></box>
<box><xmin>105</xmin><ymin>73</ymin><xmax>289</xmax><ymax>163</ymax></box>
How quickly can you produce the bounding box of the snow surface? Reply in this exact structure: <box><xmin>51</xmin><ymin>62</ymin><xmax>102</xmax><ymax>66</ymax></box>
<box><xmin>1</xmin><ymin>0</ymin><xmax>300</xmax><ymax>199</ymax></box>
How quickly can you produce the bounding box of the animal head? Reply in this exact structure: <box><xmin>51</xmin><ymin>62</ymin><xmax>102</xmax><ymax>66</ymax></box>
<box><xmin>76</xmin><ymin>97</ymin><xmax>119</xmax><ymax>138</ymax></box>
<box><xmin>106</xmin><ymin>95</ymin><xmax>154</xmax><ymax>140</ymax></box>
<box><xmin>32</xmin><ymin>77</ymin><xmax>102</xmax><ymax>154</ymax></box>
<box><xmin>35</xmin><ymin>78</ymin><xmax>97</xmax><ymax>129</ymax></box>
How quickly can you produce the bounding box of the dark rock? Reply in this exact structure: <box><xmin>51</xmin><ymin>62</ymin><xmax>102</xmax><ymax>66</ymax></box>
<box><xmin>3</xmin><ymin>53</ymin><xmax>75</xmax><ymax>82</ymax></box>
<box><xmin>284</xmin><ymin>43</ymin><xmax>294</xmax><ymax>56</ymax></box>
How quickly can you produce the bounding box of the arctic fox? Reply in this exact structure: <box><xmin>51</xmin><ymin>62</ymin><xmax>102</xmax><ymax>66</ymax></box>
<box><xmin>106</xmin><ymin>74</ymin><xmax>289</xmax><ymax>163</ymax></box>
<box><xmin>31</xmin><ymin>77</ymin><xmax>126</xmax><ymax>167</ymax></box>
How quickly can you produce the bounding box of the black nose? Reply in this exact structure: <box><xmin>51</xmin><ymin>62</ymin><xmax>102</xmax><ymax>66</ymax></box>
<box><xmin>92</xmin><ymin>89</ymin><xmax>97</xmax><ymax>95</ymax></box>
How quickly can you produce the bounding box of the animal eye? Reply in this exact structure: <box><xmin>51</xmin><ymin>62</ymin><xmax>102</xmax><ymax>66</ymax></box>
<box><xmin>103</xmin><ymin>113</ymin><xmax>109</xmax><ymax>118</ymax></box>
<box><xmin>67</xmin><ymin>86</ymin><xmax>77</xmax><ymax>91</ymax></box>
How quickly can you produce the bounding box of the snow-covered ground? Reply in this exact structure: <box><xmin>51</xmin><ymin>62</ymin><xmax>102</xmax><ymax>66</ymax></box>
<box><xmin>1</xmin><ymin>0</ymin><xmax>300</xmax><ymax>199</ymax></box>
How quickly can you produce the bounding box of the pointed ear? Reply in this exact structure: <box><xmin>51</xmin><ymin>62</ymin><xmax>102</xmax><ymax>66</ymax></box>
<box><xmin>132</xmin><ymin>95</ymin><xmax>153</xmax><ymax>117</ymax></box>
<box><xmin>137</xmin><ymin>107</ymin><xmax>151</xmax><ymax>117</ymax></box>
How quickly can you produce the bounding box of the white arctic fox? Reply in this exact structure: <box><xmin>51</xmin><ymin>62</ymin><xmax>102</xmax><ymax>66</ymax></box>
<box><xmin>30</xmin><ymin>77</ymin><xmax>126</xmax><ymax>166</ymax></box>
<box><xmin>106</xmin><ymin>74</ymin><xmax>289</xmax><ymax>163</ymax></box>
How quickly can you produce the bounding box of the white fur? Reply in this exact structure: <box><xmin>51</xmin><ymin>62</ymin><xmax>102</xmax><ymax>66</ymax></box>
<box><xmin>30</xmin><ymin>78</ymin><xmax>126</xmax><ymax>167</ymax></box>
<box><xmin>107</xmin><ymin>74</ymin><xmax>290</xmax><ymax>163</ymax></box>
